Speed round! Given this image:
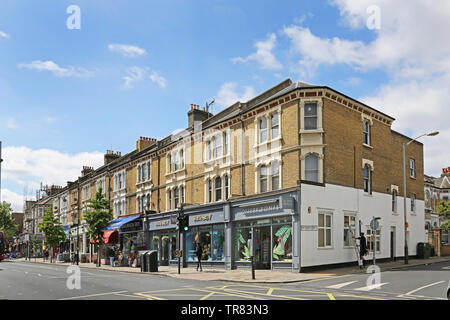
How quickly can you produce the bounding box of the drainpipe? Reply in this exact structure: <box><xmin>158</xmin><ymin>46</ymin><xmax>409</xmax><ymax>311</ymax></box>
<box><xmin>239</xmin><ymin>106</ymin><xmax>245</xmax><ymax>196</ymax></box>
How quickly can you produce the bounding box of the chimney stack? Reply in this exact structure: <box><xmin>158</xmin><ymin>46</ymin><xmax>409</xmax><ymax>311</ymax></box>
<box><xmin>104</xmin><ymin>150</ymin><xmax>121</xmax><ymax>165</ymax></box>
<box><xmin>136</xmin><ymin>137</ymin><xmax>157</xmax><ymax>152</ymax></box>
<box><xmin>188</xmin><ymin>103</ymin><xmax>213</xmax><ymax>129</ymax></box>
<box><xmin>442</xmin><ymin>167</ymin><xmax>450</xmax><ymax>177</ymax></box>
<box><xmin>81</xmin><ymin>166</ymin><xmax>94</xmax><ymax>177</ymax></box>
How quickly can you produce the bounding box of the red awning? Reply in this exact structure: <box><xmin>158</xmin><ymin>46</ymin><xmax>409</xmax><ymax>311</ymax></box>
<box><xmin>89</xmin><ymin>230</ymin><xmax>119</xmax><ymax>244</ymax></box>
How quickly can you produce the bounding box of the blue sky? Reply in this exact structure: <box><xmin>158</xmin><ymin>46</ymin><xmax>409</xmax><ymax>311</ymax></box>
<box><xmin>1</xmin><ymin>0</ymin><xmax>449</xmax><ymax>210</ymax></box>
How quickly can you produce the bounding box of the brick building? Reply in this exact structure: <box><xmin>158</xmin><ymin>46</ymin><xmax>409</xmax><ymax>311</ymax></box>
<box><xmin>27</xmin><ymin>79</ymin><xmax>426</xmax><ymax>271</ymax></box>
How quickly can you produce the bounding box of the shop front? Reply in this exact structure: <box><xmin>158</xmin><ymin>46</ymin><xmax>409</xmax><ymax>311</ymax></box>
<box><xmin>184</xmin><ymin>204</ymin><xmax>226</xmax><ymax>268</ymax></box>
<box><xmin>231</xmin><ymin>191</ymin><xmax>300</xmax><ymax>271</ymax></box>
<box><xmin>146</xmin><ymin>213</ymin><xmax>178</xmax><ymax>266</ymax></box>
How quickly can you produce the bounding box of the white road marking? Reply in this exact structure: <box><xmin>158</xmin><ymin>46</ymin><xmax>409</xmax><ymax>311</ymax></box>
<box><xmin>403</xmin><ymin>281</ymin><xmax>445</xmax><ymax>296</ymax></box>
<box><xmin>326</xmin><ymin>281</ymin><xmax>358</xmax><ymax>289</ymax></box>
<box><xmin>58</xmin><ymin>291</ymin><xmax>128</xmax><ymax>300</ymax></box>
<box><xmin>354</xmin><ymin>283</ymin><xmax>388</xmax><ymax>291</ymax></box>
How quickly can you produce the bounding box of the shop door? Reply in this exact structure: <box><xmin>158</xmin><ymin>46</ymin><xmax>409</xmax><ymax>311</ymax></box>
<box><xmin>254</xmin><ymin>226</ymin><xmax>271</xmax><ymax>269</ymax></box>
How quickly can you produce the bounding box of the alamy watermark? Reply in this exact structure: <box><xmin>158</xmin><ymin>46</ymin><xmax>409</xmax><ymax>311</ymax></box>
<box><xmin>366</xmin><ymin>265</ymin><xmax>381</xmax><ymax>289</ymax></box>
<box><xmin>366</xmin><ymin>5</ymin><xmax>381</xmax><ymax>30</ymax></box>
<box><xmin>66</xmin><ymin>265</ymin><xmax>81</xmax><ymax>290</ymax></box>
<box><xmin>66</xmin><ymin>5</ymin><xmax>81</xmax><ymax>30</ymax></box>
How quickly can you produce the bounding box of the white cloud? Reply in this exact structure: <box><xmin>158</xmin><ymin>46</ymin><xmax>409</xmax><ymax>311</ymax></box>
<box><xmin>1</xmin><ymin>189</ymin><xmax>24</xmax><ymax>212</ymax></box>
<box><xmin>2</xmin><ymin>146</ymin><xmax>104</xmax><ymax>191</ymax></box>
<box><xmin>231</xmin><ymin>33</ymin><xmax>282</xmax><ymax>70</ymax></box>
<box><xmin>6</xmin><ymin>118</ymin><xmax>17</xmax><ymax>129</ymax></box>
<box><xmin>108</xmin><ymin>44</ymin><xmax>147</xmax><ymax>57</ymax></box>
<box><xmin>149</xmin><ymin>71</ymin><xmax>167</xmax><ymax>89</ymax></box>
<box><xmin>18</xmin><ymin>60</ymin><xmax>94</xmax><ymax>78</ymax></box>
<box><xmin>215</xmin><ymin>82</ymin><xmax>256</xmax><ymax>108</ymax></box>
<box><xmin>0</xmin><ymin>30</ymin><xmax>10</xmax><ymax>38</ymax></box>
<box><xmin>123</xmin><ymin>66</ymin><xmax>146</xmax><ymax>88</ymax></box>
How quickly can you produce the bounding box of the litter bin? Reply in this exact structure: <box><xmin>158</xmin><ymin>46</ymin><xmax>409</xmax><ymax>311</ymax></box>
<box><xmin>417</xmin><ymin>243</ymin><xmax>430</xmax><ymax>259</ymax></box>
<box><xmin>57</xmin><ymin>254</ymin><xmax>63</xmax><ymax>262</ymax></box>
<box><xmin>140</xmin><ymin>251</ymin><xmax>150</xmax><ymax>272</ymax></box>
<box><xmin>148</xmin><ymin>250</ymin><xmax>158</xmax><ymax>272</ymax></box>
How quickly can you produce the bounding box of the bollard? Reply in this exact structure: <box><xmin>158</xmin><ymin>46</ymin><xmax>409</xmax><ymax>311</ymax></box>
<box><xmin>251</xmin><ymin>256</ymin><xmax>255</xmax><ymax>280</ymax></box>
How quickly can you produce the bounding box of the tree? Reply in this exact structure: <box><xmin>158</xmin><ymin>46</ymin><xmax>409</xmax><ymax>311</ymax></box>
<box><xmin>0</xmin><ymin>202</ymin><xmax>19</xmax><ymax>240</ymax></box>
<box><xmin>84</xmin><ymin>187</ymin><xmax>113</xmax><ymax>267</ymax></box>
<box><xmin>437</xmin><ymin>201</ymin><xmax>450</xmax><ymax>231</ymax></box>
<box><xmin>38</xmin><ymin>207</ymin><xmax>66</xmax><ymax>263</ymax></box>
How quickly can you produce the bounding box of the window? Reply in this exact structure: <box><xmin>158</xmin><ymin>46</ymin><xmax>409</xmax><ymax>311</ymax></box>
<box><xmin>215</xmin><ymin>177</ymin><xmax>222</xmax><ymax>202</ymax></box>
<box><xmin>271</xmin><ymin>113</ymin><xmax>279</xmax><ymax>139</ymax></box>
<box><xmin>363</xmin><ymin>165</ymin><xmax>372</xmax><ymax>194</ymax></box>
<box><xmin>208</xmin><ymin>179</ymin><xmax>212</xmax><ymax>203</ymax></box>
<box><xmin>142</xmin><ymin>164</ymin><xmax>147</xmax><ymax>181</ymax></box>
<box><xmin>224</xmin><ymin>175</ymin><xmax>229</xmax><ymax>200</ymax></box>
<box><xmin>305</xmin><ymin>154</ymin><xmax>319</xmax><ymax>183</ymax></box>
<box><xmin>142</xmin><ymin>196</ymin><xmax>147</xmax><ymax>212</ymax></box>
<box><xmin>137</xmin><ymin>166</ymin><xmax>142</xmax><ymax>182</ymax></box>
<box><xmin>146</xmin><ymin>194</ymin><xmax>151</xmax><ymax>210</ymax></box>
<box><xmin>207</xmin><ymin>140</ymin><xmax>212</xmax><ymax>160</ymax></box>
<box><xmin>304</xmin><ymin>102</ymin><xmax>318</xmax><ymax>130</ymax></box>
<box><xmin>411</xmin><ymin>194</ymin><xmax>416</xmax><ymax>212</ymax></box>
<box><xmin>271</xmin><ymin>161</ymin><xmax>280</xmax><ymax>191</ymax></box>
<box><xmin>259</xmin><ymin>117</ymin><xmax>267</xmax><ymax>143</ymax></box>
<box><xmin>409</xmin><ymin>159</ymin><xmax>415</xmax><ymax>178</ymax></box>
<box><xmin>214</xmin><ymin>135</ymin><xmax>222</xmax><ymax>158</ymax></box>
<box><xmin>224</xmin><ymin>132</ymin><xmax>229</xmax><ymax>155</ymax></box>
<box><xmin>181</xmin><ymin>186</ymin><xmax>184</xmax><ymax>204</ymax></box>
<box><xmin>137</xmin><ymin>197</ymin><xmax>141</xmax><ymax>213</ymax></box>
<box><xmin>344</xmin><ymin>215</ymin><xmax>356</xmax><ymax>247</ymax></box>
<box><xmin>174</xmin><ymin>188</ymin><xmax>179</xmax><ymax>209</ymax></box>
<box><xmin>174</xmin><ymin>152</ymin><xmax>179</xmax><ymax>171</ymax></box>
<box><xmin>318</xmin><ymin>212</ymin><xmax>332</xmax><ymax>248</ymax></box>
<box><xmin>260</xmin><ymin>165</ymin><xmax>268</xmax><ymax>193</ymax></box>
<box><xmin>168</xmin><ymin>190</ymin><xmax>172</xmax><ymax>210</ymax></box>
<box><xmin>167</xmin><ymin>154</ymin><xmax>172</xmax><ymax>172</ymax></box>
<box><xmin>180</xmin><ymin>150</ymin><xmax>184</xmax><ymax>169</ymax></box>
<box><xmin>363</xmin><ymin>119</ymin><xmax>371</xmax><ymax>145</ymax></box>
<box><xmin>392</xmin><ymin>190</ymin><xmax>398</xmax><ymax>213</ymax></box>
<box><xmin>367</xmin><ymin>229</ymin><xmax>381</xmax><ymax>252</ymax></box>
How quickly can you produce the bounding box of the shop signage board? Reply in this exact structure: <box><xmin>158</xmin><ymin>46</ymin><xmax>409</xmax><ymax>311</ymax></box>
<box><xmin>189</xmin><ymin>211</ymin><xmax>225</xmax><ymax>226</ymax></box>
<box><xmin>301</xmin><ymin>225</ymin><xmax>318</xmax><ymax>231</ymax></box>
<box><xmin>148</xmin><ymin>217</ymin><xmax>177</xmax><ymax>231</ymax></box>
<box><xmin>233</xmin><ymin>195</ymin><xmax>296</xmax><ymax>221</ymax></box>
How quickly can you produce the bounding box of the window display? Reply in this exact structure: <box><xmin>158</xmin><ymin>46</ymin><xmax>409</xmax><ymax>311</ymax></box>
<box><xmin>272</xmin><ymin>224</ymin><xmax>292</xmax><ymax>262</ymax></box>
<box><xmin>186</xmin><ymin>225</ymin><xmax>225</xmax><ymax>262</ymax></box>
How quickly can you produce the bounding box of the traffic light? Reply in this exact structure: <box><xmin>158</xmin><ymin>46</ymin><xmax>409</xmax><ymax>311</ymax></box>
<box><xmin>181</xmin><ymin>215</ymin><xmax>189</xmax><ymax>232</ymax></box>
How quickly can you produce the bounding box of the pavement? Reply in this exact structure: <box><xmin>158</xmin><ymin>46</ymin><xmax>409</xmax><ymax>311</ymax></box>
<box><xmin>12</xmin><ymin>255</ymin><xmax>450</xmax><ymax>284</ymax></box>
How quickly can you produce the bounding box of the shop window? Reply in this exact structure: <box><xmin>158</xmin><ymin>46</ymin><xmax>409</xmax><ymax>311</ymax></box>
<box><xmin>185</xmin><ymin>226</ymin><xmax>224</xmax><ymax>262</ymax></box>
<box><xmin>343</xmin><ymin>215</ymin><xmax>356</xmax><ymax>247</ymax></box>
<box><xmin>272</xmin><ymin>224</ymin><xmax>292</xmax><ymax>262</ymax></box>
<box><xmin>234</xmin><ymin>227</ymin><xmax>252</xmax><ymax>262</ymax></box>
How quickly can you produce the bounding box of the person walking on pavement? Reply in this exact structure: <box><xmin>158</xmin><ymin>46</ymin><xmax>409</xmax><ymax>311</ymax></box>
<box><xmin>195</xmin><ymin>241</ymin><xmax>203</xmax><ymax>272</ymax></box>
<box><xmin>354</xmin><ymin>232</ymin><xmax>368</xmax><ymax>268</ymax></box>
<box><xmin>109</xmin><ymin>246</ymin><xmax>115</xmax><ymax>267</ymax></box>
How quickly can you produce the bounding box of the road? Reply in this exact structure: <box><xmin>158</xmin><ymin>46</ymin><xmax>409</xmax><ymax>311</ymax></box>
<box><xmin>0</xmin><ymin>260</ymin><xmax>449</xmax><ymax>300</ymax></box>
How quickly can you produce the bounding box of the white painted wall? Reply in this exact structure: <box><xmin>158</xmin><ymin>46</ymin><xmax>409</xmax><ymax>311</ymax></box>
<box><xmin>300</xmin><ymin>183</ymin><xmax>425</xmax><ymax>267</ymax></box>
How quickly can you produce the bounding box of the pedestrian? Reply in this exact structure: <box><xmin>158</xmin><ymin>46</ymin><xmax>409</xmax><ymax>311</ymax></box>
<box><xmin>109</xmin><ymin>247</ymin><xmax>115</xmax><ymax>267</ymax></box>
<box><xmin>195</xmin><ymin>241</ymin><xmax>203</xmax><ymax>272</ymax></box>
<box><xmin>354</xmin><ymin>232</ymin><xmax>368</xmax><ymax>268</ymax></box>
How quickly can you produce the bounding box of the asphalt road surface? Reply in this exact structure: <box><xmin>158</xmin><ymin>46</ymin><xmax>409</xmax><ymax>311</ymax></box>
<box><xmin>0</xmin><ymin>260</ymin><xmax>449</xmax><ymax>300</ymax></box>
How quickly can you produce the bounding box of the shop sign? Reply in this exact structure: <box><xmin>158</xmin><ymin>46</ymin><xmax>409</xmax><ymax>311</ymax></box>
<box><xmin>189</xmin><ymin>211</ymin><xmax>224</xmax><ymax>226</ymax></box>
<box><xmin>301</xmin><ymin>225</ymin><xmax>318</xmax><ymax>231</ymax></box>
<box><xmin>148</xmin><ymin>218</ymin><xmax>176</xmax><ymax>231</ymax></box>
<box><xmin>193</xmin><ymin>214</ymin><xmax>212</xmax><ymax>222</ymax></box>
<box><xmin>155</xmin><ymin>220</ymin><xmax>170</xmax><ymax>227</ymax></box>
<box><xmin>121</xmin><ymin>220</ymin><xmax>142</xmax><ymax>232</ymax></box>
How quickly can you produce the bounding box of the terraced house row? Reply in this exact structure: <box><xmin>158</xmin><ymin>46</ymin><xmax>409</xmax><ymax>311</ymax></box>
<box><xmin>23</xmin><ymin>79</ymin><xmax>426</xmax><ymax>271</ymax></box>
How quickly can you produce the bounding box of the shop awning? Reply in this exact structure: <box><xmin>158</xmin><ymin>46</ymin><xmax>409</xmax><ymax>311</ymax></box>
<box><xmin>104</xmin><ymin>214</ymin><xmax>141</xmax><ymax>230</ymax></box>
<box><xmin>90</xmin><ymin>229</ymin><xmax>119</xmax><ymax>244</ymax></box>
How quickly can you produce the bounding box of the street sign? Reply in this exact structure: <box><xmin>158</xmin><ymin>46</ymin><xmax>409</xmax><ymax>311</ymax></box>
<box><xmin>370</xmin><ymin>218</ymin><xmax>380</xmax><ymax>230</ymax></box>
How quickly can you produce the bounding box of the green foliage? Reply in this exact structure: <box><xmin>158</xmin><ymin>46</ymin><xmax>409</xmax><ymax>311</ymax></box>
<box><xmin>0</xmin><ymin>202</ymin><xmax>19</xmax><ymax>240</ymax></box>
<box><xmin>38</xmin><ymin>207</ymin><xmax>67</xmax><ymax>248</ymax></box>
<box><xmin>437</xmin><ymin>201</ymin><xmax>450</xmax><ymax>231</ymax></box>
<box><xmin>84</xmin><ymin>187</ymin><xmax>113</xmax><ymax>245</ymax></box>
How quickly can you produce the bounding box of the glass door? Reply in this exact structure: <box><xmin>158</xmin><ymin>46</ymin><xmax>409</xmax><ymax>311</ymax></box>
<box><xmin>253</xmin><ymin>226</ymin><xmax>271</xmax><ymax>269</ymax></box>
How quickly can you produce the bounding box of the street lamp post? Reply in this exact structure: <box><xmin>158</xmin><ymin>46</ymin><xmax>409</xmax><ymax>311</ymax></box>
<box><xmin>402</xmin><ymin>131</ymin><xmax>439</xmax><ymax>264</ymax></box>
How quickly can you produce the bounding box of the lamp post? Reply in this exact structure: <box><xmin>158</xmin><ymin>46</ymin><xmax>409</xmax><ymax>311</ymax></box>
<box><xmin>402</xmin><ymin>131</ymin><xmax>439</xmax><ymax>264</ymax></box>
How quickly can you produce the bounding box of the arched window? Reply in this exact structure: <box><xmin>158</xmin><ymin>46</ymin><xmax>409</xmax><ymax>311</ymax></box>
<box><xmin>305</xmin><ymin>154</ymin><xmax>319</xmax><ymax>183</ymax></box>
<box><xmin>271</xmin><ymin>161</ymin><xmax>280</xmax><ymax>191</ymax></box>
<box><xmin>260</xmin><ymin>165</ymin><xmax>268</xmax><ymax>193</ymax></box>
<box><xmin>215</xmin><ymin>177</ymin><xmax>222</xmax><ymax>202</ymax></box>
